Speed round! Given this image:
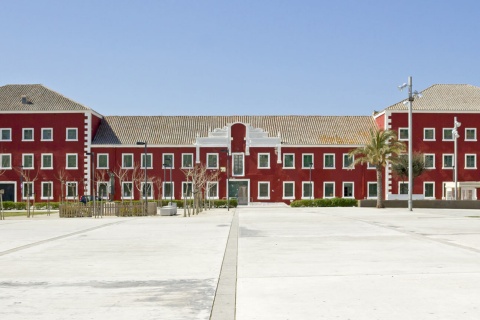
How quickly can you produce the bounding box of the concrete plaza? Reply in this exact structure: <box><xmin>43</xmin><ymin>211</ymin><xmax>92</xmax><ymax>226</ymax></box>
<box><xmin>1</xmin><ymin>207</ymin><xmax>480</xmax><ymax>319</ymax></box>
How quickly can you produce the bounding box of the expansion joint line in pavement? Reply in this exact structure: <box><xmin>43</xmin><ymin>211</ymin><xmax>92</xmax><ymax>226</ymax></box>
<box><xmin>0</xmin><ymin>220</ymin><xmax>129</xmax><ymax>257</ymax></box>
<box><xmin>210</xmin><ymin>209</ymin><xmax>239</xmax><ymax>320</ymax></box>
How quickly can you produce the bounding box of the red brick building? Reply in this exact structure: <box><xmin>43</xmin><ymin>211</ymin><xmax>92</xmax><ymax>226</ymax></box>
<box><xmin>1</xmin><ymin>83</ymin><xmax>479</xmax><ymax>204</ymax></box>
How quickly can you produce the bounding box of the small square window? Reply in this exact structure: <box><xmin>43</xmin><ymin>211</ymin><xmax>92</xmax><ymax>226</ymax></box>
<box><xmin>22</xmin><ymin>154</ymin><xmax>34</xmax><ymax>169</ymax></box>
<box><xmin>423</xmin><ymin>128</ymin><xmax>435</xmax><ymax>141</ymax></box>
<box><xmin>0</xmin><ymin>128</ymin><xmax>11</xmax><ymax>141</ymax></box>
<box><xmin>66</xmin><ymin>182</ymin><xmax>78</xmax><ymax>199</ymax></box>
<box><xmin>465</xmin><ymin>128</ymin><xmax>476</xmax><ymax>141</ymax></box>
<box><xmin>424</xmin><ymin>154</ymin><xmax>435</xmax><ymax>169</ymax></box>
<box><xmin>41</xmin><ymin>128</ymin><xmax>53</xmax><ymax>141</ymax></box>
<box><xmin>163</xmin><ymin>154</ymin><xmax>174</xmax><ymax>168</ymax></box>
<box><xmin>182</xmin><ymin>182</ymin><xmax>193</xmax><ymax>198</ymax></box>
<box><xmin>302</xmin><ymin>181</ymin><xmax>314</xmax><ymax>199</ymax></box>
<box><xmin>0</xmin><ymin>154</ymin><xmax>11</xmax><ymax>169</ymax></box>
<box><xmin>343</xmin><ymin>182</ymin><xmax>354</xmax><ymax>198</ymax></box>
<box><xmin>258</xmin><ymin>182</ymin><xmax>270</xmax><ymax>199</ymax></box>
<box><xmin>324</xmin><ymin>182</ymin><xmax>335</xmax><ymax>198</ymax></box>
<box><xmin>141</xmin><ymin>154</ymin><xmax>153</xmax><ymax>169</ymax></box>
<box><xmin>283</xmin><ymin>182</ymin><xmax>295</xmax><ymax>199</ymax></box>
<box><xmin>465</xmin><ymin>154</ymin><xmax>476</xmax><ymax>169</ymax></box>
<box><xmin>98</xmin><ymin>154</ymin><xmax>109</xmax><ymax>169</ymax></box>
<box><xmin>207</xmin><ymin>182</ymin><xmax>218</xmax><ymax>199</ymax></box>
<box><xmin>424</xmin><ymin>182</ymin><xmax>435</xmax><ymax>198</ymax></box>
<box><xmin>41</xmin><ymin>154</ymin><xmax>53</xmax><ymax>169</ymax></box>
<box><xmin>399</xmin><ymin>182</ymin><xmax>408</xmax><ymax>195</ymax></box>
<box><xmin>443</xmin><ymin>154</ymin><xmax>453</xmax><ymax>169</ymax></box>
<box><xmin>443</xmin><ymin>128</ymin><xmax>453</xmax><ymax>141</ymax></box>
<box><xmin>398</xmin><ymin>128</ymin><xmax>409</xmax><ymax>140</ymax></box>
<box><xmin>23</xmin><ymin>182</ymin><xmax>34</xmax><ymax>199</ymax></box>
<box><xmin>141</xmin><ymin>182</ymin><xmax>153</xmax><ymax>198</ymax></box>
<box><xmin>283</xmin><ymin>154</ymin><xmax>295</xmax><ymax>168</ymax></box>
<box><xmin>207</xmin><ymin>153</ymin><xmax>218</xmax><ymax>169</ymax></box>
<box><xmin>23</xmin><ymin>128</ymin><xmax>34</xmax><ymax>141</ymax></box>
<box><xmin>163</xmin><ymin>182</ymin><xmax>174</xmax><ymax>199</ymax></box>
<box><xmin>324</xmin><ymin>154</ymin><xmax>335</xmax><ymax>169</ymax></box>
<box><xmin>368</xmin><ymin>182</ymin><xmax>377</xmax><ymax>199</ymax></box>
<box><xmin>41</xmin><ymin>182</ymin><xmax>53</xmax><ymax>200</ymax></box>
<box><xmin>122</xmin><ymin>154</ymin><xmax>133</xmax><ymax>168</ymax></box>
<box><xmin>343</xmin><ymin>154</ymin><xmax>354</xmax><ymax>169</ymax></box>
<box><xmin>233</xmin><ymin>153</ymin><xmax>244</xmax><ymax>176</ymax></box>
<box><xmin>122</xmin><ymin>182</ymin><xmax>134</xmax><ymax>199</ymax></box>
<box><xmin>258</xmin><ymin>153</ymin><xmax>270</xmax><ymax>169</ymax></box>
<box><xmin>182</xmin><ymin>154</ymin><xmax>193</xmax><ymax>168</ymax></box>
<box><xmin>66</xmin><ymin>128</ymin><xmax>78</xmax><ymax>141</ymax></box>
<box><xmin>66</xmin><ymin>154</ymin><xmax>78</xmax><ymax>169</ymax></box>
<box><xmin>302</xmin><ymin>154</ymin><xmax>313</xmax><ymax>169</ymax></box>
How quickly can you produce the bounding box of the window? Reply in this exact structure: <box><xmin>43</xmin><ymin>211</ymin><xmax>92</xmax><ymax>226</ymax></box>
<box><xmin>66</xmin><ymin>181</ymin><xmax>78</xmax><ymax>199</ymax></box>
<box><xmin>368</xmin><ymin>182</ymin><xmax>377</xmax><ymax>199</ymax></box>
<box><xmin>258</xmin><ymin>153</ymin><xmax>270</xmax><ymax>169</ymax></box>
<box><xmin>367</xmin><ymin>162</ymin><xmax>376</xmax><ymax>169</ymax></box>
<box><xmin>465</xmin><ymin>128</ymin><xmax>476</xmax><ymax>141</ymax></box>
<box><xmin>399</xmin><ymin>182</ymin><xmax>408</xmax><ymax>195</ymax></box>
<box><xmin>302</xmin><ymin>181</ymin><xmax>313</xmax><ymax>199</ymax></box>
<box><xmin>163</xmin><ymin>182</ymin><xmax>174</xmax><ymax>199</ymax></box>
<box><xmin>343</xmin><ymin>154</ymin><xmax>354</xmax><ymax>169</ymax></box>
<box><xmin>97</xmin><ymin>154</ymin><xmax>109</xmax><ymax>169</ymax></box>
<box><xmin>233</xmin><ymin>153</ymin><xmax>244</xmax><ymax>176</ymax></box>
<box><xmin>324</xmin><ymin>154</ymin><xmax>335</xmax><ymax>169</ymax></box>
<box><xmin>41</xmin><ymin>154</ymin><xmax>53</xmax><ymax>169</ymax></box>
<box><xmin>41</xmin><ymin>128</ymin><xmax>53</xmax><ymax>141</ymax></box>
<box><xmin>141</xmin><ymin>153</ymin><xmax>153</xmax><ymax>169</ymax></box>
<box><xmin>342</xmin><ymin>182</ymin><xmax>354</xmax><ymax>198</ymax></box>
<box><xmin>258</xmin><ymin>182</ymin><xmax>270</xmax><ymax>199</ymax></box>
<box><xmin>423</xmin><ymin>128</ymin><xmax>435</xmax><ymax>141</ymax></box>
<box><xmin>0</xmin><ymin>154</ymin><xmax>11</xmax><ymax>169</ymax></box>
<box><xmin>424</xmin><ymin>182</ymin><xmax>435</xmax><ymax>199</ymax></box>
<box><xmin>443</xmin><ymin>128</ymin><xmax>453</xmax><ymax>141</ymax></box>
<box><xmin>398</xmin><ymin>128</ymin><xmax>409</xmax><ymax>140</ymax></box>
<box><xmin>465</xmin><ymin>154</ymin><xmax>476</xmax><ymax>169</ymax></box>
<box><xmin>0</xmin><ymin>128</ymin><xmax>11</xmax><ymax>141</ymax></box>
<box><xmin>283</xmin><ymin>182</ymin><xmax>295</xmax><ymax>199</ymax></box>
<box><xmin>283</xmin><ymin>154</ymin><xmax>295</xmax><ymax>169</ymax></box>
<box><xmin>140</xmin><ymin>182</ymin><xmax>153</xmax><ymax>199</ymax></box>
<box><xmin>23</xmin><ymin>182</ymin><xmax>34</xmax><ymax>199</ymax></box>
<box><xmin>66</xmin><ymin>128</ymin><xmax>78</xmax><ymax>141</ymax></box>
<box><xmin>207</xmin><ymin>182</ymin><xmax>218</xmax><ymax>199</ymax></box>
<box><xmin>207</xmin><ymin>153</ymin><xmax>218</xmax><ymax>169</ymax></box>
<box><xmin>41</xmin><ymin>182</ymin><xmax>53</xmax><ymax>200</ymax></box>
<box><xmin>122</xmin><ymin>153</ymin><xmax>133</xmax><ymax>168</ymax></box>
<box><xmin>443</xmin><ymin>154</ymin><xmax>453</xmax><ymax>169</ymax></box>
<box><xmin>22</xmin><ymin>128</ymin><xmax>34</xmax><ymax>141</ymax></box>
<box><xmin>182</xmin><ymin>153</ymin><xmax>193</xmax><ymax>168</ymax></box>
<box><xmin>66</xmin><ymin>154</ymin><xmax>77</xmax><ymax>169</ymax></box>
<box><xmin>22</xmin><ymin>154</ymin><xmax>34</xmax><ymax>169</ymax></box>
<box><xmin>424</xmin><ymin>154</ymin><xmax>435</xmax><ymax>169</ymax></box>
<box><xmin>163</xmin><ymin>154</ymin><xmax>174</xmax><ymax>168</ymax></box>
<box><xmin>302</xmin><ymin>154</ymin><xmax>313</xmax><ymax>169</ymax></box>
<box><xmin>122</xmin><ymin>182</ymin><xmax>133</xmax><ymax>199</ymax></box>
<box><xmin>182</xmin><ymin>182</ymin><xmax>193</xmax><ymax>198</ymax></box>
<box><xmin>324</xmin><ymin>182</ymin><xmax>335</xmax><ymax>198</ymax></box>
<box><xmin>98</xmin><ymin>182</ymin><xmax>109</xmax><ymax>199</ymax></box>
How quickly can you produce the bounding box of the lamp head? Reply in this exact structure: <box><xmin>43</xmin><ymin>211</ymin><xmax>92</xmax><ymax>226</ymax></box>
<box><xmin>398</xmin><ymin>83</ymin><xmax>408</xmax><ymax>91</ymax></box>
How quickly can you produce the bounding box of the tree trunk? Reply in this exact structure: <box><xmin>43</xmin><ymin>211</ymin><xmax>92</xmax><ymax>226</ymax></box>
<box><xmin>376</xmin><ymin>167</ymin><xmax>385</xmax><ymax>208</ymax></box>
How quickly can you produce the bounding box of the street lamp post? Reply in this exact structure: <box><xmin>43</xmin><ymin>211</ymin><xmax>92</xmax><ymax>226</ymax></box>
<box><xmin>136</xmin><ymin>142</ymin><xmax>148</xmax><ymax>214</ymax></box>
<box><xmin>221</xmin><ymin>149</ymin><xmax>230</xmax><ymax>211</ymax></box>
<box><xmin>398</xmin><ymin>77</ymin><xmax>422</xmax><ymax>211</ymax></box>
<box><xmin>163</xmin><ymin>157</ymin><xmax>172</xmax><ymax>204</ymax></box>
<box><xmin>452</xmin><ymin>117</ymin><xmax>461</xmax><ymax>200</ymax></box>
<box><xmin>85</xmin><ymin>152</ymin><xmax>95</xmax><ymax>217</ymax></box>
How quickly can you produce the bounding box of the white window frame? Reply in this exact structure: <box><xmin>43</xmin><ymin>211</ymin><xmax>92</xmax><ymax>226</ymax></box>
<box><xmin>66</xmin><ymin>153</ymin><xmax>78</xmax><ymax>170</ymax></box>
<box><xmin>301</xmin><ymin>181</ymin><xmax>314</xmax><ymax>199</ymax></box>
<box><xmin>302</xmin><ymin>154</ymin><xmax>314</xmax><ymax>169</ymax></box>
<box><xmin>424</xmin><ymin>181</ymin><xmax>435</xmax><ymax>199</ymax></box>
<box><xmin>465</xmin><ymin>128</ymin><xmax>477</xmax><ymax>141</ymax></box>
<box><xmin>342</xmin><ymin>182</ymin><xmax>354</xmax><ymax>198</ymax></box>
<box><xmin>140</xmin><ymin>182</ymin><xmax>154</xmax><ymax>199</ymax></box>
<box><xmin>283</xmin><ymin>153</ymin><xmax>295</xmax><ymax>169</ymax></box>
<box><xmin>22</xmin><ymin>128</ymin><xmax>34</xmax><ymax>141</ymax></box>
<box><xmin>22</xmin><ymin>153</ymin><xmax>34</xmax><ymax>169</ymax></box>
<box><xmin>442</xmin><ymin>128</ymin><xmax>454</xmax><ymax>141</ymax></box>
<box><xmin>258</xmin><ymin>181</ymin><xmax>270</xmax><ymax>200</ymax></box>
<box><xmin>97</xmin><ymin>154</ymin><xmax>109</xmax><ymax>169</ymax></box>
<box><xmin>367</xmin><ymin>162</ymin><xmax>376</xmax><ymax>169</ymax></box>
<box><xmin>66</xmin><ymin>128</ymin><xmax>78</xmax><ymax>141</ymax></box>
<box><xmin>41</xmin><ymin>153</ymin><xmax>53</xmax><ymax>169</ymax></box>
<box><xmin>141</xmin><ymin>153</ymin><xmax>153</xmax><ymax>169</ymax></box>
<box><xmin>182</xmin><ymin>153</ymin><xmax>194</xmax><ymax>169</ymax></box>
<box><xmin>122</xmin><ymin>182</ymin><xmax>134</xmax><ymax>199</ymax></box>
<box><xmin>343</xmin><ymin>154</ymin><xmax>354</xmax><ymax>169</ymax></box>
<box><xmin>258</xmin><ymin>153</ymin><xmax>270</xmax><ymax>169</ymax></box>
<box><xmin>0</xmin><ymin>154</ymin><xmax>12</xmax><ymax>169</ymax></box>
<box><xmin>182</xmin><ymin>181</ymin><xmax>193</xmax><ymax>199</ymax></box>
<box><xmin>0</xmin><ymin>128</ymin><xmax>12</xmax><ymax>141</ymax></box>
<box><xmin>399</xmin><ymin>182</ymin><xmax>408</xmax><ymax>195</ymax></box>
<box><xmin>163</xmin><ymin>153</ymin><xmax>174</xmax><ymax>169</ymax></box>
<box><xmin>163</xmin><ymin>181</ymin><xmax>174</xmax><ymax>199</ymax></box>
<box><xmin>41</xmin><ymin>181</ymin><xmax>53</xmax><ymax>200</ymax></box>
<box><xmin>206</xmin><ymin>153</ymin><xmax>219</xmax><ymax>169</ymax></box>
<box><xmin>465</xmin><ymin>154</ymin><xmax>476</xmax><ymax>169</ymax></box>
<box><xmin>442</xmin><ymin>154</ymin><xmax>454</xmax><ymax>169</ymax></box>
<box><xmin>65</xmin><ymin>181</ymin><xmax>78</xmax><ymax>199</ymax></box>
<box><xmin>206</xmin><ymin>181</ymin><xmax>219</xmax><ymax>199</ymax></box>
<box><xmin>323</xmin><ymin>182</ymin><xmax>335</xmax><ymax>198</ymax></box>
<box><xmin>423</xmin><ymin>128</ymin><xmax>435</xmax><ymax>141</ymax></box>
<box><xmin>232</xmin><ymin>153</ymin><xmax>245</xmax><ymax>177</ymax></box>
<box><xmin>323</xmin><ymin>154</ymin><xmax>335</xmax><ymax>169</ymax></box>
<box><xmin>122</xmin><ymin>153</ymin><xmax>134</xmax><ymax>169</ymax></box>
<box><xmin>398</xmin><ymin>128</ymin><xmax>409</xmax><ymax>141</ymax></box>
<box><xmin>22</xmin><ymin>182</ymin><xmax>34</xmax><ymax>199</ymax></box>
<box><xmin>282</xmin><ymin>181</ymin><xmax>295</xmax><ymax>200</ymax></box>
<box><xmin>367</xmin><ymin>182</ymin><xmax>377</xmax><ymax>199</ymax></box>
<box><xmin>41</xmin><ymin>128</ymin><xmax>53</xmax><ymax>141</ymax></box>
<box><xmin>424</xmin><ymin>154</ymin><xmax>435</xmax><ymax>169</ymax></box>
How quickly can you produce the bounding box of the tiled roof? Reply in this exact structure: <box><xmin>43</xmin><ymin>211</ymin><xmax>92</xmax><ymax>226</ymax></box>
<box><xmin>0</xmin><ymin>84</ymin><xmax>92</xmax><ymax>112</ymax></box>
<box><xmin>386</xmin><ymin>84</ymin><xmax>480</xmax><ymax>111</ymax></box>
<box><xmin>93</xmin><ymin>115</ymin><xmax>376</xmax><ymax>146</ymax></box>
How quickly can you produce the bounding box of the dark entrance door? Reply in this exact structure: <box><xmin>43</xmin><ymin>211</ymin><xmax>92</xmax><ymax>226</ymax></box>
<box><xmin>228</xmin><ymin>181</ymin><xmax>249</xmax><ymax>205</ymax></box>
<box><xmin>0</xmin><ymin>183</ymin><xmax>15</xmax><ymax>202</ymax></box>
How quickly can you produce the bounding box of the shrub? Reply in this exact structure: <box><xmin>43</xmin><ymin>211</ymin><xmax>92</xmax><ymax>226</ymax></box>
<box><xmin>290</xmin><ymin>198</ymin><xmax>357</xmax><ymax>208</ymax></box>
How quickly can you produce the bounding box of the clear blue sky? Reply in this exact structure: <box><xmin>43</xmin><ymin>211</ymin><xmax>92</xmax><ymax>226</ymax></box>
<box><xmin>1</xmin><ymin>0</ymin><xmax>479</xmax><ymax>116</ymax></box>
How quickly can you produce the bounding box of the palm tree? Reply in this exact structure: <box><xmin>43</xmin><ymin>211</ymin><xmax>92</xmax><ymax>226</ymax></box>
<box><xmin>349</xmin><ymin>128</ymin><xmax>406</xmax><ymax>208</ymax></box>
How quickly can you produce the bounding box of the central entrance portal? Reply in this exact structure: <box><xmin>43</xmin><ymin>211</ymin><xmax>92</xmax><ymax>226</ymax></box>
<box><xmin>228</xmin><ymin>180</ymin><xmax>249</xmax><ymax>205</ymax></box>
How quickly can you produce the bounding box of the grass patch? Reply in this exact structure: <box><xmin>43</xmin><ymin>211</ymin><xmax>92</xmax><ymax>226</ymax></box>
<box><xmin>466</xmin><ymin>216</ymin><xmax>480</xmax><ymax>218</ymax></box>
